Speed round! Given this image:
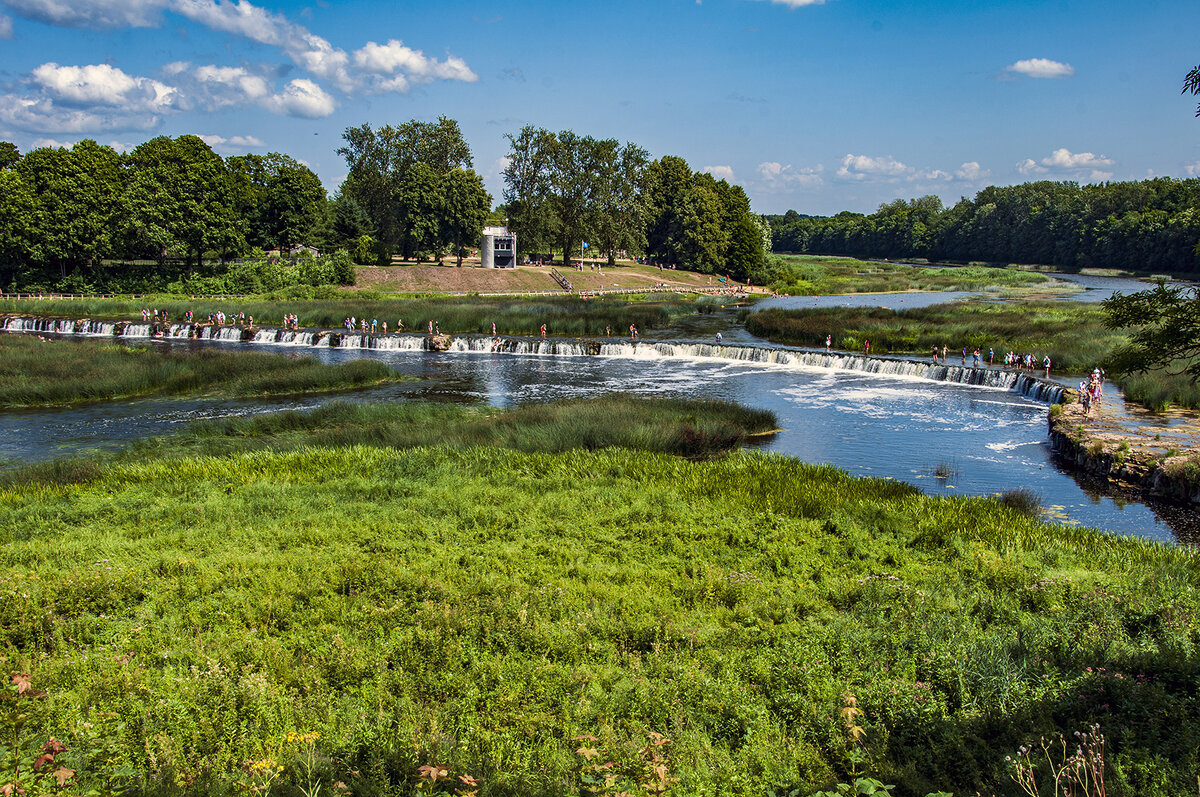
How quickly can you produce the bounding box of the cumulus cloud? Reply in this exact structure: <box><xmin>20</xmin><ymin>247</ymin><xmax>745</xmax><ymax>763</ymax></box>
<box><xmin>198</xmin><ymin>132</ymin><xmax>265</xmax><ymax>152</ymax></box>
<box><xmin>0</xmin><ymin>13</ymin><xmax>13</xmax><ymax>37</ymax></box>
<box><xmin>1</xmin><ymin>0</ymin><xmax>478</xmax><ymax>96</ymax></box>
<box><xmin>837</xmin><ymin>153</ymin><xmax>910</xmax><ymax>181</ymax></box>
<box><xmin>261</xmin><ymin>77</ymin><xmax>335</xmax><ymax>118</ymax></box>
<box><xmin>353</xmin><ymin>39</ymin><xmax>477</xmax><ymax>86</ymax></box>
<box><xmin>1005</xmin><ymin>58</ymin><xmax>1075</xmax><ymax>79</ymax></box>
<box><xmin>31</xmin><ymin>62</ymin><xmax>177</xmax><ymax>111</ymax></box>
<box><xmin>1185</xmin><ymin>161</ymin><xmax>1200</xmax><ymax>178</ymax></box>
<box><xmin>757</xmin><ymin>161</ymin><xmax>823</xmax><ymax>188</ymax></box>
<box><xmin>954</xmin><ymin>161</ymin><xmax>990</xmax><ymax>181</ymax></box>
<box><xmin>1019</xmin><ymin>148</ymin><xmax>1115</xmax><ymax>180</ymax></box>
<box><xmin>703</xmin><ymin>165</ymin><xmax>735</xmax><ymax>182</ymax></box>
<box><xmin>0</xmin><ymin>93</ymin><xmax>160</xmax><ymax>132</ymax></box>
<box><xmin>0</xmin><ymin>0</ymin><xmax>164</xmax><ymax>28</ymax></box>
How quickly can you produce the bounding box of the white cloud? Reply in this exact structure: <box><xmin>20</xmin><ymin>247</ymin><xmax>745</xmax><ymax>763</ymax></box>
<box><xmin>765</xmin><ymin>0</ymin><xmax>827</xmax><ymax>7</ymax></box>
<box><xmin>198</xmin><ymin>133</ymin><xmax>265</xmax><ymax>152</ymax></box>
<box><xmin>1005</xmin><ymin>58</ymin><xmax>1075</xmax><ymax>79</ymax></box>
<box><xmin>1185</xmin><ymin>161</ymin><xmax>1200</xmax><ymax>177</ymax></box>
<box><xmin>1019</xmin><ymin>148</ymin><xmax>1115</xmax><ymax>180</ymax></box>
<box><xmin>262</xmin><ymin>78</ymin><xmax>335</xmax><ymax>118</ymax></box>
<box><xmin>757</xmin><ymin>161</ymin><xmax>823</xmax><ymax>188</ymax></box>
<box><xmin>1041</xmin><ymin>147</ymin><xmax>1113</xmax><ymax>171</ymax></box>
<box><xmin>1016</xmin><ymin>158</ymin><xmax>1047</xmax><ymax>175</ymax></box>
<box><xmin>914</xmin><ymin>168</ymin><xmax>951</xmax><ymax>181</ymax></box>
<box><xmin>353</xmin><ymin>39</ymin><xmax>477</xmax><ymax>85</ymax></box>
<box><xmin>2</xmin><ymin>0</ymin><xmax>478</xmax><ymax>97</ymax></box>
<box><xmin>703</xmin><ymin>165</ymin><xmax>735</xmax><ymax>182</ymax></box>
<box><xmin>0</xmin><ymin>0</ymin><xmax>164</xmax><ymax>28</ymax></box>
<box><xmin>0</xmin><ymin>93</ymin><xmax>160</xmax><ymax>132</ymax></box>
<box><xmin>954</xmin><ymin>161</ymin><xmax>990</xmax><ymax>181</ymax></box>
<box><xmin>837</xmin><ymin>153</ymin><xmax>910</xmax><ymax>181</ymax></box>
<box><xmin>0</xmin><ymin>13</ymin><xmax>13</xmax><ymax>37</ymax></box>
<box><xmin>31</xmin><ymin>62</ymin><xmax>177</xmax><ymax>111</ymax></box>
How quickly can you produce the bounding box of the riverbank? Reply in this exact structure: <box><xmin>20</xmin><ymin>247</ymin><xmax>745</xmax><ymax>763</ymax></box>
<box><xmin>2</xmin><ymin>410</ymin><xmax>1199</xmax><ymax>796</ymax></box>
<box><xmin>1049</xmin><ymin>398</ymin><xmax>1200</xmax><ymax>507</ymax></box>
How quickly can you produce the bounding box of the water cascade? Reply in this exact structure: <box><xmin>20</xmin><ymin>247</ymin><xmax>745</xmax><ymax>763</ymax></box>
<box><xmin>0</xmin><ymin>316</ymin><xmax>1066</xmax><ymax>404</ymax></box>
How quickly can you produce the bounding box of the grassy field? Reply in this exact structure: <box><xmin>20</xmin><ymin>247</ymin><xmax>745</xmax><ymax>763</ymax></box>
<box><xmin>0</xmin><ymin>293</ymin><xmax>718</xmax><ymax>338</ymax></box>
<box><xmin>0</xmin><ymin>336</ymin><xmax>401</xmax><ymax>406</ymax></box>
<box><xmin>762</xmin><ymin>255</ymin><xmax>1064</xmax><ymax>296</ymax></box>
<box><xmin>1</xmin><ymin>398</ymin><xmax>1199</xmax><ymax>796</ymax></box>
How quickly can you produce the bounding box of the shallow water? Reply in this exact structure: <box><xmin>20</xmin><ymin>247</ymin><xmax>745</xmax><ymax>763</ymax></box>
<box><xmin>0</xmin><ymin>328</ymin><xmax>1191</xmax><ymax>543</ymax></box>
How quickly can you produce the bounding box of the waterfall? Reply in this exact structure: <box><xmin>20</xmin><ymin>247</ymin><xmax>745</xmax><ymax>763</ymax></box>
<box><xmin>0</xmin><ymin>315</ymin><xmax>1067</xmax><ymax>403</ymax></box>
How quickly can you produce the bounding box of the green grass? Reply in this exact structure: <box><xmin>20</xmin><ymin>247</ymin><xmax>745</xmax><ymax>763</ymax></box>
<box><xmin>2</xmin><ymin>399</ymin><xmax>1199</xmax><ymax>796</ymax></box>
<box><xmin>761</xmin><ymin>255</ymin><xmax>1058</xmax><ymax>296</ymax></box>
<box><xmin>744</xmin><ymin>299</ymin><xmax>1200</xmax><ymax>409</ymax></box>
<box><xmin>0</xmin><ymin>335</ymin><xmax>401</xmax><ymax>406</ymax></box>
<box><xmin>118</xmin><ymin>395</ymin><xmax>780</xmax><ymax>463</ymax></box>
<box><xmin>0</xmin><ymin>293</ymin><xmax>704</xmax><ymax>338</ymax></box>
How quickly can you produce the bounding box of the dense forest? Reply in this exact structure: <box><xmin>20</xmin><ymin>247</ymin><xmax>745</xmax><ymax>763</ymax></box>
<box><xmin>767</xmin><ymin>178</ymin><xmax>1200</xmax><ymax>275</ymax></box>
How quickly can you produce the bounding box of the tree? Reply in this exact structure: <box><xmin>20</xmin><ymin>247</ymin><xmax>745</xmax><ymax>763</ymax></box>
<box><xmin>258</xmin><ymin>155</ymin><xmax>326</xmax><ymax>255</ymax></box>
<box><xmin>18</xmin><ymin>140</ymin><xmax>123</xmax><ymax>277</ymax></box>
<box><xmin>591</xmin><ymin>141</ymin><xmax>649</xmax><ymax>265</ymax></box>
<box><xmin>124</xmin><ymin>135</ymin><xmax>242</xmax><ymax>267</ymax></box>
<box><xmin>502</xmin><ymin>126</ymin><xmax>556</xmax><ymax>258</ymax></box>
<box><xmin>1104</xmin><ymin>282</ymin><xmax>1200</xmax><ymax>380</ymax></box>
<box><xmin>0</xmin><ymin>142</ymin><xmax>18</xmax><ymax>170</ymax></box>
<box><xmin>439</xmin><ymin>168</ymin><xmax>491</xmax><ymax>266</ymax></box>
<box><xmin>1185</xmin><ymin>64</ymin><xmax>1200</xmax><ymax>117</ymax></box>
<box><xmin>338</xmin><ymin>117</ymin><xmax>473</xmax><ymax>264</ymax></box>
<box><xmin>0</xmin><ymin>169</ymin><xmax>34</xmax><ymax>284</ymax></box>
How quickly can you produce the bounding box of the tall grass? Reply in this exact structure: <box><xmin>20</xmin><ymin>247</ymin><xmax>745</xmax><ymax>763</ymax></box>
<box><xmin>0</xmin><ymin>293</ymin><xmax>697</xmax><ymax>337</ymax></box>
<box><xmin>761</xmin><ymin>255</ymin><xmax>1055</xmax><ymax>295</ymax></box>
<box><xmin>745</xmin><ymin>300</ymin><xmax>1124</xmax><ymax>372</ymax></box>
<box><xmin>2</xmin><ymin>442</ymin><xmax>1197</xmax><ymax>797</ymax></box>
<box><xmin>0</xmin><ymin>335</ymin><xmax>399</xmax><ymax>406</ymax></box>
<box><xmin>120</xmin><ymin>394</ymin><xmax>780</xmax><ymax>462</ymax></box>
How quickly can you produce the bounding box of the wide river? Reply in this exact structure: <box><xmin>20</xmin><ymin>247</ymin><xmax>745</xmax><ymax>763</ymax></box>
<box><xmin>2</xmin><ymin>273</ymin><xmax>1193</xmax><ymax>542</ymax></box>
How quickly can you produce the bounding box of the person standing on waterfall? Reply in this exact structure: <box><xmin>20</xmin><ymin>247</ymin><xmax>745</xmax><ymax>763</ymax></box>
<box><xmin>826</xmin><ymin>334</ymin><xmax>832</xmax><ymax>352</ymax></box>
<box><xmin>864</xmin><ymin>339</ymin><xmax>870</xmax><ymax>355</ymax></box>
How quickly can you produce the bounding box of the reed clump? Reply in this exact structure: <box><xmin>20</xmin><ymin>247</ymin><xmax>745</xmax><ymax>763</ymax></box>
<box><xmin>0</xmin><ymin>335</ymin><xmax>399</xmax><ymax>406</ymax></box>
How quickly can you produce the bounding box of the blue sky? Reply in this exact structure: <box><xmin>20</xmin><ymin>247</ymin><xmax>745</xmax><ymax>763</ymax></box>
<box><xmin>0</xmin><ymin>0</ymin><xmax>1196</xmax><ymax>215</ymax></box>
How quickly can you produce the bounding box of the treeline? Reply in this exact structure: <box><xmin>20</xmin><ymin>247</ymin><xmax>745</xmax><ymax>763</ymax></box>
<box><xmin>0</xmin><ymin>136</ymin><xmax>370</xmax><ymax>293</ymax></box>
<box><xmin>768</xmin><ymin>178</ymin><xmax>1200</xmax><ymax>274</ymax></box>
<box><xmin>502</xmin><ymin>127</ymin><xmax>770</xmax><ymax>281</ymax></box>
<box><xmin>0</xmin><ymin>117</ymin><xmax>773</xmax><ymax>294</ymax></box>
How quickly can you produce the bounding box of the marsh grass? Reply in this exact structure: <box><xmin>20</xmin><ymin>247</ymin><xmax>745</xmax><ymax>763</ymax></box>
<box><xmin>122</xmin><ymin>394</ymin><xmax>780</xmax><ymax>462</ymax></box>
<box><xmin>745</xmin><ymin>300</ymin><xmax>1121</xmax><ymax>372</ymax></box>
<box><xmin>762</xmin><ymin>255</ymin><xmax>1054</xmax><ymax>296</ymax></box>
<box><xmin>2</xmin><ymin>427</ymin><xmax>1199</xmax><ymax>796</ymax></box>
<box><xmin>0</xmin><ymin>335</ymin><xmax>399</xmax><ymax>406</ymax></box>
<box><xmin>0</xmin><ymin>293</ymin><xmax>697</xmax><ymax>337</ymax></box>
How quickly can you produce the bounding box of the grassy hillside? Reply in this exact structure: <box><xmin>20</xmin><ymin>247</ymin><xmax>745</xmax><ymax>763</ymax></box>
<box><xmin>1</xmin><ymin>399</ymin><xmax>1197</xmax><ymax>796</ymax></box>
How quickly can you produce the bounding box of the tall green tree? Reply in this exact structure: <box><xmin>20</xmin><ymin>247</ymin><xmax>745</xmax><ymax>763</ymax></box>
<box><xmin>502</xmin><ymin>125</ymin><xmax>556</xmax><ymax>258</ymax></box>
<box><xmin>124</xmin><ymin>135</ymin><xmax>242</xmax><ymax>267</ymax></box>
<box><xmin>439</xmin><ymin>168</ymin><xmax>491</xmax><ymax>266</ymax></box>
<box><xmin>18</xmin><ymin>140</ymin><xmax>123</xmax><ymax>277</ymax></box>
<box><xmin>0</xmin><ymin>169</ymin><xmax>34</xmax><ymax>285</ymax></box>
<box><xmin>591</xmin><ymin>141</ymin><xmax>649</xmax><ymax>265</ymax></box>
<box><xmin>338</xmin><ymin>116</ymin><xmax>473</xmax><ymax>264</ymax></box>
